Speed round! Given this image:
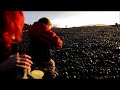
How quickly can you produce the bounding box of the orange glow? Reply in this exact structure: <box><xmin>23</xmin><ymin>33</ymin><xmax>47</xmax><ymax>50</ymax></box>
<box><xmin>0</xmin><ymin>11</ymin><xmax>24</xmax><ymax>49</ymax></box>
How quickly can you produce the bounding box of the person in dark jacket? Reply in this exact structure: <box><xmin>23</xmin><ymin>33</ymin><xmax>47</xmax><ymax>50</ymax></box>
<box><xmin>28</xmin><ymin>17</ymin><xmax>63</xmax><ymax>79</ymax></box>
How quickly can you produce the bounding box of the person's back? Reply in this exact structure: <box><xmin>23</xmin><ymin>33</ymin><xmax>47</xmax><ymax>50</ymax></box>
<box><xmin>28</xmin><ymin>17</ymin><xmax>63</xmax><ymax>79</ymax></box>
<box><xmin>29</xmin><ymin>36</ymin><xmax>53</xmax><ymax>63</ymax></box>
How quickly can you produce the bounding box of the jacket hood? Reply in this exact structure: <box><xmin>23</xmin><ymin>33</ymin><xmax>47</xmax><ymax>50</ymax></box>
<box><xmin>28</xmin><ymin>22</ymin><xmax>50</xmax><ymax>37</ymax></box>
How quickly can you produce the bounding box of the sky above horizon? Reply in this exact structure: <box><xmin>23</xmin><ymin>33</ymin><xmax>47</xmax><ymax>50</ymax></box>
<box><xmin>23</xmin><ymin>11</ymin><xmax>120</xmax><ymax>28</ymax></box>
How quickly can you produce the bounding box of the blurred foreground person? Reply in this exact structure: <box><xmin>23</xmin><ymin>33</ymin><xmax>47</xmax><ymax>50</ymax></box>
<box><xmin>0</xmin><ymin>11</ymin><xmax>44</xmax><ymax>79</ymax></box>
<box><xmin>28</xmin><ymin>17</ymin><xmax>63</xmax><ymax>79</ymax></box>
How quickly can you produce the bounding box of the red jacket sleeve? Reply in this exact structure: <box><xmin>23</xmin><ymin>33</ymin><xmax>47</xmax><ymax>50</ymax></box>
<box><xmin>42</xmin><ymin>29</ymin><xmax>63</xmax><ymax>49</ymax></box>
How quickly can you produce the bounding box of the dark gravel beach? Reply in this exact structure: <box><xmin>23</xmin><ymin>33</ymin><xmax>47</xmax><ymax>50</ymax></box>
<box><xmin>18</xmin><ymin>26</ymin><xmax>120</xmax><ymax>79</ymax></box>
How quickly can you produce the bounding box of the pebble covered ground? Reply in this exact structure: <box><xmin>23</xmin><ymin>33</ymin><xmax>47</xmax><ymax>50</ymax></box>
<box><xmin>18</xmin><ymin>26</ymin><xmax>120</xmax><ymax>79</ymax></box>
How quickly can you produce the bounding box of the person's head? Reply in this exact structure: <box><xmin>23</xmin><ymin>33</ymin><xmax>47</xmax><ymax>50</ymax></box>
<box><xmin>0</xmin><ymin>11</ymin><xmax>24</xmax><ymax>48</ymax></box>
<box><xmin>38</xmin><ymin>17</ymin><xmax>52</xmax><ymax>29</ymax></box>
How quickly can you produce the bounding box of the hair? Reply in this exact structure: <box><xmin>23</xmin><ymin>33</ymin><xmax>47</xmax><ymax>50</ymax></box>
<box><xmin>28</xmin><ymin>17</ymin><xmax>52</xmax><ymax>37</ymax></box>
<box><xmin>0</xmin><ymin>11</ymin><xmax>24</xmax><ymax>49</ymax></box>
<box><xmin>38</xmin><ymin>17</ymin><xmax>52</xmax><ymax>26</ymax></box>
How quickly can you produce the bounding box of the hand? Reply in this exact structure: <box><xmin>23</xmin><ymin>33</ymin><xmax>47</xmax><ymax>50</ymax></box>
<box><xmin>0</xmin><ymin>52</ymin><xmax>33</xmax><ymax>72</ymax></box>
<box><xmin>15</xmin><ymin>52</ymin><xmax>33</xmax><ymax>69</ymax></box>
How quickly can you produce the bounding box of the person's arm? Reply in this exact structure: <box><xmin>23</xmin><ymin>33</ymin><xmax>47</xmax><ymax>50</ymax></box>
<box><xmin>0</xmin><ymin>52</ymin><xmax>33</xmax><ymax>72</ymax></box>
<box><xmin>43</xmin><ymin>29</ymin><xmax>63</xmax><ymax>49</ymax></box>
